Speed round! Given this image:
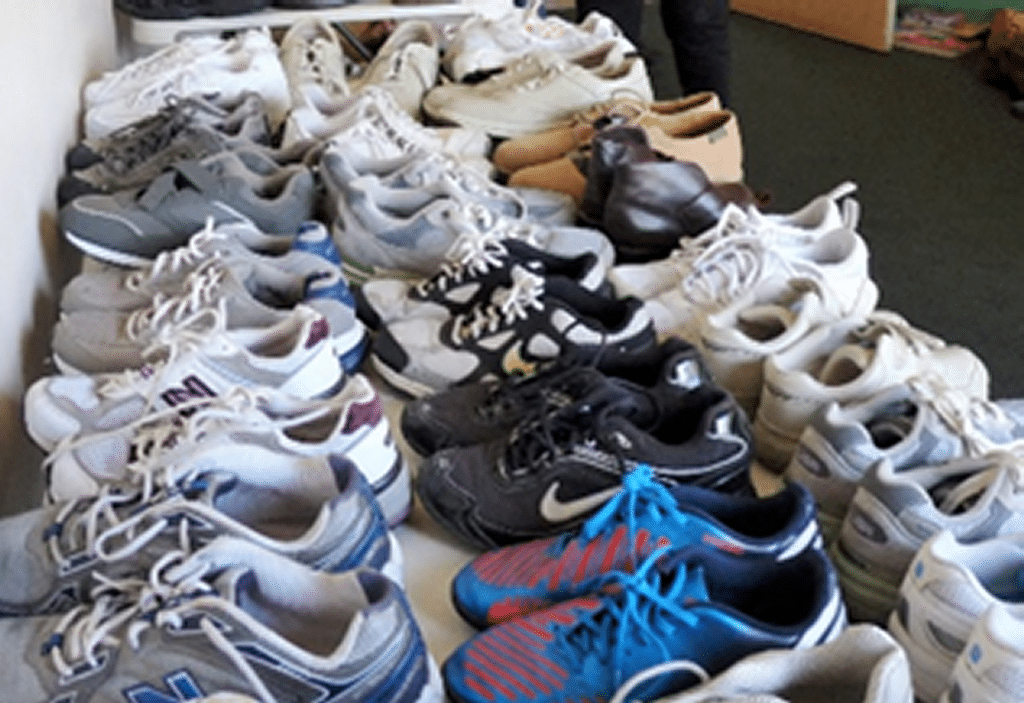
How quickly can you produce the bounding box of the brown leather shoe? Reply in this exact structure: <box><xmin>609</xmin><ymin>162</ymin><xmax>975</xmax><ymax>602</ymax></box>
<box><xmin>492</xmin><ymin>92</ymin><xmax>721</xmax><ymax>175</ymax></box>
<box><xmin>585</xmin><ymin>126</ymin><xmax>753</xmax><ymax>262</ymax></box>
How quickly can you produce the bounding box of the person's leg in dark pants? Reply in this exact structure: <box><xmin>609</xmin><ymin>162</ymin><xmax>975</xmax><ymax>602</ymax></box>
<box><xmin>575</xmin><ymin>0</ymin><xmax>644</xmax><ymax>48</ymax></box>
<box><xmin>660</xmin><ymin>0</ymin><xmax>731</xmax><ymax>106</ymax></box>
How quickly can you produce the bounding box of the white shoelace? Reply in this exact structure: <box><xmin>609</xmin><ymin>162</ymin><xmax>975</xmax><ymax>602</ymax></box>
<box><xmin>124</xmin><ymin>219</ymin><xmax>228</xmax><ymax>293</ymax></box>
<box><xmin>416</xmin><ymin>230</ymin><xmax>510</xmax><ymax>299</ymax></box>
<box><xmin>454</xmin><ymin>265</ymin><xmax>545</xmax><ymax>342</ymax></box>
<box><xmin>46</xmin><ymin>549</ymin><xmax>278</xmax><ymax>701</ymax></box>
<box><xmin>908</xmin><ymin>373</ymin><xmax>1024</xmax><ymax>456</ymax></box>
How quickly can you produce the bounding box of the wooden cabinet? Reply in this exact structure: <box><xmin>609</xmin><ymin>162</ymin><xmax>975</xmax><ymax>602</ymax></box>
<box><xmin>730</xmin><ymin>0</ymin><xmax>896</xmax><ymax>51</ymax></box>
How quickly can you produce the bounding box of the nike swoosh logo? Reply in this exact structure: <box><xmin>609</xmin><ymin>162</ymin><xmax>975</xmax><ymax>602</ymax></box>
<box><xmin>502</xmin><ymin>341</ymin><xmax>538</xmax><ymax>377</ymax></box>
<box><xmin>539</xmin><ymin>482</ymin><xmax>621</xmax><ymax>523</ymax></box>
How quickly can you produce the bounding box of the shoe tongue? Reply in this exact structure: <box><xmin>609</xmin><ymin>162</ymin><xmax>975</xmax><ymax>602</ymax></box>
<box><xmin>210</xmin><ymin>565</ymin><xmax>255</xmax><ymax>608</ymax></box>
<box><xmin>660</xmin><ymin>352</ymin><xmax>706</xmax><ymax>392</ymax></box>
<box><xmin>654</xmin><ymin>552</ymin><xmax>711</xmax><ymax>603</ymax></box>
<box><xmin>817</xmin><ymin>344</ymin><xmax>874</xmax><ymax>385</ymax></box>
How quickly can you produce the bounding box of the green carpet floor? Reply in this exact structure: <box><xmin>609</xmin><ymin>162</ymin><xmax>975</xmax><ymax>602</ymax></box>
<box><xmin>638</xmin><ymin>10</ymin><xmax>1024</xmax><ymax>398</ymax></box>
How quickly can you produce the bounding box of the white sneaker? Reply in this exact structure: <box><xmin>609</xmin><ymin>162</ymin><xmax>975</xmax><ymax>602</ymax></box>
<box><xmin>44</xmin><ymin>373</ymin><xmax>411</xmax><ymax>526</ymax></box>
<box><xmin>279</xmin><ymin>17</ymin><xmax>351</xmax><ymax>118</ymax></box>
<box><xmin>637</xmin><ymin>624</ymin><xmax>912</xmax><ymax>703</ymax></box>
<box><xmin>24</xmin><ymin>305</ymin><xmax>343</xmax><ymax>453</ymax></box>
<box><xmin>59</xmin><ymin>220</ymin><xmax>341</xmax><ymax>314</ymax></box>
<box><xmin>83</xmin><ymin>33</ymin><xmax>226</xmax><ymax>108</ymax></box>
<box><xmin>282</xmin><ymin>86</ymin><xmax>489</xmax><ymax>171</ymax></box>
<box><xmin>941</xmin><ymin>603</ymin><xmax>1024</xmax><ymax>703</ymax></box>
<box><xmin>351</xmin><ymin>19</ymin><xmax>441</xmax><ymax>118</ymax></box>
<box><xmin>695</xmin><ymin>276</ymin><xmax>863</xmax><ymax>422</ymax></box>
<box><xmin>52</xmin><ymin>259</ymin><xmax>365</xmax><ymax>376</ymax></box>
<box><xmin>85</xmin><ymin>29</ymin><xmax>291</xmax><ymax>139</ymax></box>
<box><xmin>787</xmin><ymin>374</ymin><xmax>1024</xmax><ymax>543</ymax></box>
<box><xmin>887</xmin><ymin>531</ymin><xmax>1024</xmax><ymax>703</ymax></box>
<box><xmin>610</xmin><ymin>182</ymin><xmax>860</xmax><ymax>301</ymax></box>
<box><xmin>754</xmin><ymin>311</ymin><xmax>990</xmax><ymax>471</ymax></box>
<box><xmin>424</xmin><ymin>42</ymin><xmax>654</xmax><ymax>138</ymax></box>
<box><xmin>442</xmin><ymin>1</ymin><xmax>636</xmax><ymax>81</ymax></box>
<box><xmin>641</xmin><ymin>220</ymin><xmax>878</xmax><ymax>345</ymax></box>
<box><xmin>830</xmin><ymin>452</ymin><xmax>1024</xmax><ymax>624</ymax></box>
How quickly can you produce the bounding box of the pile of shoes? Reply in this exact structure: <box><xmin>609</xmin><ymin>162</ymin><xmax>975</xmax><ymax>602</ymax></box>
<box><xmin>22</xmin><ymin>4</ymin><xmax>1024</xmax><ymax>702</ymax></box>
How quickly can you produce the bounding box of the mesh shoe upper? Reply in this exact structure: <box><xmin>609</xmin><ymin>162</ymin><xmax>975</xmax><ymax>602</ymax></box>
<box><xmin>451</xmin><ymin>464</ymin><xmax>821</xmax><ymax>628</ymax></box>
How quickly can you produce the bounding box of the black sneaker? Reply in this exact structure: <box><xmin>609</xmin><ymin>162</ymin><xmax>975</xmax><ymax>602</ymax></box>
<box><xmin>354</xmin><ymin>236</ymin><xmax>609</xmax><ymax>330</ymax></box>
<box><xmin>400</xmin><ymin>337</ymin><xmax>696</xmax><ymax>456</ymax></box>
<box><xmin>370</xmin><ymin>265</ymin><xmax>657</xmax><ymax>398</ymax></box>
<box><xmin>415</xmin><ymin>346</ymin><xmax>754</xmax><ymax>549</ymax></box>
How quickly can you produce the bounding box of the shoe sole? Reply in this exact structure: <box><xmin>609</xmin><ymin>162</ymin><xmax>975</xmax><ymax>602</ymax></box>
<box><xmin>371</xmin><ymin>353</ymin><xmax>435</xmax><ymax>399</ymax></box>
<box><xmin>65</xmin><ymin>229</ymin><xmax>154</xmax><ymax>268</ymax></box>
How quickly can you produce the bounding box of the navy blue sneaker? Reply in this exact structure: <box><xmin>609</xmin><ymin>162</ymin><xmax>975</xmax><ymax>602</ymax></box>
<box><xmin>416</xmin><ymin>346</ymin><xmax>753</xmax><ymax>549</ymax></box>
<box><xmin>442</xmin><ymin>543</ymin><xmax>846</xmax><ymax>703</ymax></box>
<box><xmin>451</xmin><ymin>465</ymin><xmax>821</xmax><ymax>628</ymax></box>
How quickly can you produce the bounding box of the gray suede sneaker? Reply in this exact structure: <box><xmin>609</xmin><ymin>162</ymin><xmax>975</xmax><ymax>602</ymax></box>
<box><xmin>59</xmin><ymin>150</ymin><xmax>317</xmax><ymax>266</ymax></box>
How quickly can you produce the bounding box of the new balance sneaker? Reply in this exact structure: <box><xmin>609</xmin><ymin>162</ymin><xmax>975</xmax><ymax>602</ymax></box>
<box><xmin>639</xmin><ymin>221</ymin><xmax>878</xmax><ymax>345</ymax></box>
<box><xmin>59</xmin><ymin>220</ymin><xmax>342</xmax><ymax>314</ymax></box>
<box><xmin>696</xmin><ymin>276</ymin><xmax>866</xmax><ymax>422</ymax></box>
<box><xmin>59</xmin><ymin>92</ymin><xmax>272</xmax><ymax>206</ymax></box>
<box><xmin>442</xmin><ymin>2</ymin><xmax>636</xmax><ymax>81</ymax></box>
<box><xmin>888</xmin><ymin>531</ymin><xmax>1024</xmax><ymax>703</ymax></box>
<box><xmin>60</xmin><ymin>151</ymin><xmax>318</xmax><ymax>266</ymax></box>
<box><xmin>399</xmin><ymin>337</ymin><xmax>696</xmax><ymax>457</ymax></box>
<box><xmin>830</xmin><ymin>452</ymin><xmax>1024</xmax><ymax>624</ymax></box>
<box><xmin>43</xmin><ymin>374</ymin><xmax>411</xmax><ymax>525</ymax></box>
<box><xmin>451</xmin><ymin>464</ymin><xmax>820</xmax><ymax>628</ymax></box>
<box><xmin>371</xmin><ymin>266</ymin><xmax>655</xmax><ymax>398</ymax></box>
<box><xmin>24</xmin><ymin>305</ymin><xmax>343</xmax><ymax>453</ymax></box>
<box><xmin>651</xmin><ymin>623</ymin><xmax>912</xmax><ymax>703</ymax></box>
<box><xmin>0</xmin><ymin>536</ymin><xmax>441</xmax><ymax>702</ymax></box>
<box><xmin>424</xmin><ymin>42</ymin><xmax>654</xmax><ymax>139</ymax></box>
<box><xmin>442</xmin><ymin>543</ymin><xmax>845</xmax><ymax>703</ymax></box>
<box><xmin>941</xmin><ymin>603</ymin><xmax>1024</xmax><ymax>703</ymax></box>
<box><xmin>356</xmin><ymin>233</ymin><xmax>608</xmax><ymax>329</ymax></box>
<box><xmin>416</xmin><ymin>349</ymin><xmax>752</xmax><ymax>548</ymax></box>
<box><xmin>609</xmin><ymin>183</ymin><xmax>860</xmax><ymax>302</ymax></box>
<box><xmin>84</xmin><ymin>29</ymin><xmax>290</xmax><ymax>138</ymax></box>
<box><xmin>52</xmin><ymin>257</ymin><xmax>366</xmax><ymax>376</ymax></box>
<box><xmin>0</xmin><ymin>453</ymin><xmax>400</xmax><ymax>616</ymax></box>
<box><xmin>350</xmin><ymin>19</ymin><xmax>441</xmax><ymax>118</ymax></box>
<box><xmin>787</xmin><ymin>374</ymin><xmax>1024</xmax><ymax>543</ymax></box>
<box><xmin>754</xmin><ymin>311</ymin><xmax>991</xmax><ymax>472</ymax></box>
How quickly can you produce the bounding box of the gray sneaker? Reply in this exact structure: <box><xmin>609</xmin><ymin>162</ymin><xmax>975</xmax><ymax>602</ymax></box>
<box><xmin>59</xmin><ymin>150</ymin><xmax>317</xmax><ymax>266</ymax></box>
<box><xmin>2</xmin><ymin>536</ymin><xmax>440</xmax><ymax>702</ymax></box>
<box><xmin>59</xmin><ymin>220</ymin><xmax>341</xmax><ymax>314</ymax></box>
<box><xmin>58</xmin><ymin>92</ymin><xmax>272</xmax><ymax>206</ymax></box>
<box><xmin>52</xmin><ymin>256</ymin><xmax>365</xmax><ymax>376</ymax></box>
<box><xmin>43</xmin><ymin>373</ymin><xmax>411</xmax><ymax>526</ymax></box>
<box><xmin>830</xmin><ymin>452</ymin><xmax>1024</xmax><ymax>623</ymax></box>
<box><xmin>0</xmin><ymin>454</ymin><xmax>398</xmax><ymax>616</ymax></box>
<box><xmin>787</xmin><ymin>374</ymin><xmax>1024</xmax><ymax>543</ymax></box>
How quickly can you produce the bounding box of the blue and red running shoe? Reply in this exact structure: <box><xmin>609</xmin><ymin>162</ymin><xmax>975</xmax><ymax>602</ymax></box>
<box><xmin>451</xmin><ymin>464</ymin><xmax>821</xmax><ymax>628</ymax></box>
<box><xmin>442</xmin><ymin>542</ymin><xmax>846</xmax><ymax>703</ymax></box>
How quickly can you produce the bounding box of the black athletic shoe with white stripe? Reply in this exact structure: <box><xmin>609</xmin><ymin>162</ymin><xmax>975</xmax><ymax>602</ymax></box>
<box><xmin>415</xmin><ymin>345</ymin><xmax>754</xmax><ymax>549</ymax></box>
<box><xmin>370</xmin><ymin>265</ymin><xmax>657</xmax><ymax>398</ymax></box>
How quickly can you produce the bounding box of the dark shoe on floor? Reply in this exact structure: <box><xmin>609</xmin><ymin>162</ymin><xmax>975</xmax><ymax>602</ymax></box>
<box><xmin>114</xmin><ymin>0</ymin><xmax>272</xmax><ymax>19</ymax></box>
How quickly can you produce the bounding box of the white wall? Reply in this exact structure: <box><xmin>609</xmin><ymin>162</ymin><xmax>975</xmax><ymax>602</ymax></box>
<box><xmin>0</xmin><ymin>1</ymin><xmax>118</xmax><ymax>514</ymax></box>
